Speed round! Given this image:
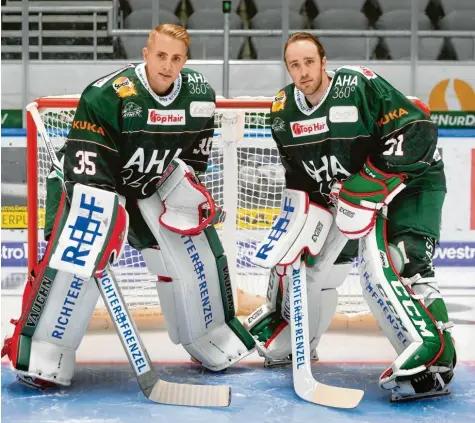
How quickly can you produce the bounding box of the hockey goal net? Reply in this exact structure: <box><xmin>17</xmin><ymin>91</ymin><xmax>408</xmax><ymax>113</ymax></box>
<box><xmin>27</xmin><ymin>96</ymin><xmax>374</xmax><ymax>332</ymax></box>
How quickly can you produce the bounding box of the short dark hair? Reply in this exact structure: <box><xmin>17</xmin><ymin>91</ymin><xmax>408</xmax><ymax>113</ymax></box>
<box><xmin>284</xmin><ymin>32</ymin><xmax>326</xmax><ymax>62</ymax></box>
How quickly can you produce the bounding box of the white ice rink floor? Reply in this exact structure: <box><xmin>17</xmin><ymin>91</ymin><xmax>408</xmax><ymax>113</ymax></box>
<box><xmin>1</xmin><ymin>267</ymin><xmax>474</xmax><ymax>423</ymax></box>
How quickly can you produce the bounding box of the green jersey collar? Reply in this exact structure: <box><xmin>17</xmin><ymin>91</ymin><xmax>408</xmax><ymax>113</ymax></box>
<box><xmin>135</xmin><ymin>63</ymin><xmax>183</xmax><ymax>107</ymax></box>
<box><xmin>294</xmin><ymin>70</ymin><xmax>335</xmax><ymax>116</ymax></box>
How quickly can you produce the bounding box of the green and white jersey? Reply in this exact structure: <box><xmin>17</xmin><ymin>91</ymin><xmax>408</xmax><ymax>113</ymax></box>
<box><xmin>62</xmin><ymin>63</ymin><xmax>216</xmax><ymax>199</ymax></box>
<box><xmin>270</xmin><ymin>66</ymin><xmax>445</xmax><ymax>206</ymax></box>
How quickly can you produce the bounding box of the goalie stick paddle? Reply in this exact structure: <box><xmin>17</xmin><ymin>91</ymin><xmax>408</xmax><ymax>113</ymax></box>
<box><xmin>26</xmin><ymin>102</ymin><xmax>231</xmax><ymax>407</ymax></box>
<box><xmin>289</xmin><ymin>259</ymin><xmax>364</xmax><ymax>408</ymax></box>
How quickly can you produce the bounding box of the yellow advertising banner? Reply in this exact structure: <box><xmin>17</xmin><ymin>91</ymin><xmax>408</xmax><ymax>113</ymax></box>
<box><xmin>1</xmin><ymin>206</ymin><xmax>45</xmax><ymax>229</ymax></box>
<box><xmin>236</xmin><ymin>208</ymin><xmax>279</xmax><ymax>229</ymax></box>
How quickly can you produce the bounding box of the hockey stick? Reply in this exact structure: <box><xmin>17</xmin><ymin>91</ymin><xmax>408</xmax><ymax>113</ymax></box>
<box><xmin>26</xmin><ymin>102</ymin><xmax>231</xmax><ymax>407</ymax></box>
<box><xmin>289</xmin><ymin>258</ymin><xmax>364</xmax><ymax>408</ymax></box>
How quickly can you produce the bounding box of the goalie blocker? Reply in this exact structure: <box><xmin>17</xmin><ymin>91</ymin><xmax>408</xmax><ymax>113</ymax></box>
<box><xmin>1</xmin><ymin>184</ymin><xmax>128</xmax><ymax>388</ymax></box>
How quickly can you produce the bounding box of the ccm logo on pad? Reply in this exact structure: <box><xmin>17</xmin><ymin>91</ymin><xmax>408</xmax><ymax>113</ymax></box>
<box><xmin>290</xmin><ymin>116</ymin><xmax>328</xmax><ymax>137</ymax></box>
<box><xmin>147</xmin><ymin>109</ymin><xmax>186</xmax><ymax>125</ymax></box>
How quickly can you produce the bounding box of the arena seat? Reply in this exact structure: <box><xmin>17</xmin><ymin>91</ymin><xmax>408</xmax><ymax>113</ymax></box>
<box><xmin>187</xmin><ymin>10</ymin><xmax>244</xmax><ymax>59</ymax></box>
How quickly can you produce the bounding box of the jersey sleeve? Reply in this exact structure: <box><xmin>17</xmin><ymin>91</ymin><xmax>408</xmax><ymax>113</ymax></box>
<box><xmin>364</xmin><ymin>76</ymin><xmax>439</xmax><ymax>180</ymax></box>
<box><xmin>62</xmin><ymin>93</ymin><xmax>121</xmax><ymax>197</ymax></box>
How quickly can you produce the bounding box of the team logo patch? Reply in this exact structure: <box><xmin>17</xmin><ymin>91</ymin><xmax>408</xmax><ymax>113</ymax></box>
<box><xmin>271</xmin><ymin>90</ymin><xmax>287</xmax><ymax>112</ymax></box>
<box><xmin>147</xmin><ymin>109</ymin><xmax>186</xmax><ymax>125</ymax></box>
<box><xmin>329</xmin><ymin>106</ymin><xmax>359</xmax><ymax>123</ymax></box>
<box><xmin>272</xmin><ymin>117</ymin><xmax>286</xmax><ymax>132</ymax></box>
<box><xmin>339</xmin><ymin>66</ymin><xmax>378</xmax><ymax>80</ymax></box>
<box><xmin>92</xmin><ymin>64</ymin><xmax>135</xmax><ymax>88</ymax></box>
<box><xmin>113</xmin><ymin>77</ymin><xmax>137</xmax><ymax>98</ymax></box>
<box><xmin>360</xmin><ymin>66</ymin><xmax>377</xmax><ymax>79</ymax></box>
<box><xmin>122</xmin><ymin>102</ymin><xmax>143</xmax><ymax>118</ymax></box>
<box><xmin>290</xmin><ymin>117</ymin><xmax>328</xmax><ymax>137</ymax></box>
<box><xmin>190</xmin><ymin>101</ymin><xmax>215</xmax><ymax>117</ymax></box>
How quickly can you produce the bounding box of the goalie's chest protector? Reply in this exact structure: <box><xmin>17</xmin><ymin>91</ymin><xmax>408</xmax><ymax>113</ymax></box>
<box><xmin>272</xmin><ymin>68</ymin><xmax>379</xmax><ymax>196</ymax></box>
<box><xmin>110</xmin><ymin>65</ymin><xmax>215</xmax><ymax>197</ymax></box>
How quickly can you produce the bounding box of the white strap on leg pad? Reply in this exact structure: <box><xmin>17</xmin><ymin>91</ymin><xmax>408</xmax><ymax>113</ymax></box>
<box><xmin>251</xmin><ymin>189</ymin><xmax>333</xmax><ymax>268</ymax></box>
<box><xmin>49</xmin><ymin>183</ymin><xmax>128</xmax><ymax>280</ymax></box>
<box><xmin>359</xmin><ymin>219</ymin><xmax>443</xmax><ymax>388</ymax></box>
<box><xmin>138</xmin><ymin>193</ymin><xmax>254</xmax><ymax>371</ymax></box>
<box><xmin>141</xmin><ymin>247</ymin><xmax>180</xmax><ymax>344</ymax></box>
<box><xmin>243</xmin><ymin>267</ymin><xmax>280</xmax><ymax>330</ymax></box>
<box><xmin>27</xmin><ymin>271</ymin><xmax>99</xmax><ymax>385</ymax></box>
<box><xmin>156</xmin><ymin>158</ymin><xmax>216</xmax><ymax>235</ymax></box>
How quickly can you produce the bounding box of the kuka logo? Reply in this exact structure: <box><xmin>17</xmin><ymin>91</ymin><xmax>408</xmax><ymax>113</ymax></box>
<box><xmin>429</xmin><ymin>79</ymin><xmax>475</xmax><ymax>111</ymax></box>
<box><xmin>377</xmin><ymin>108</ymin><xmax>409</xmax><ymax>127</ymax></box>
<box><xmin>72</xmin><ymin>120</ymin><xmax>105</xmax><ymax>136</ymax></box>
<box><xmin>290</xmin><ymin>117</ymin><xmax>328</xmax><ymax>137</ymax></box>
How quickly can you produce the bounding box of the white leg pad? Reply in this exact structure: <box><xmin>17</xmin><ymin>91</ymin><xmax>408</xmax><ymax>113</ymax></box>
<box><xmin>138</xmin><ymin>193</ymin><xmax>255</xmax><ymax>371</ymax></box>
<box><xmin>27</xmin><ymin>272</ymin><xmax>99</xmax><ymax>386</ymax></box>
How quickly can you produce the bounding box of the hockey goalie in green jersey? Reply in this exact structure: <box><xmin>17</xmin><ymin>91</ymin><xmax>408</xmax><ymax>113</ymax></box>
<box><xmin>2</xmin><ymin>24</ymin><xmax>255</xmax><ymax>390</ymax></box>
<box><xmin>244</xmin><ymin>32</ymin><xmax>456</xmax><ymax>402</ymax></box>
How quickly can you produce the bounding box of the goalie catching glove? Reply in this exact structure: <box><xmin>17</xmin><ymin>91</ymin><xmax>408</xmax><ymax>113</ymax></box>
<box><xmin>332</xmin><ymin>157</ymin><xmax>406</xmax><ymax>239</ymax></box>
<box><xmin>156</xmin><ymin>159</ymin><xmax>225</xmax><ymax>235</ymax></box>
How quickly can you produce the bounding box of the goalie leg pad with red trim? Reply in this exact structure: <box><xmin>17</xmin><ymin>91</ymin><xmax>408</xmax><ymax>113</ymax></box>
<box><xmin>1</xmin><ymin>192</ymin><xmax>101</xmax><ymax>387</ymax></box>
<box><xmin>138</xmin><ymin>192</ymin><xmax>255</xmax><ymax>371</ymax></box>
<box><xmin>359</xmin><ymin>217</ymin><xmax>454</xmax><ymax>401</ymax></box>
<box><xmin>2</xmin><ymin>185</ymin><xmax>128</xmax><ymax>388</ymax></box>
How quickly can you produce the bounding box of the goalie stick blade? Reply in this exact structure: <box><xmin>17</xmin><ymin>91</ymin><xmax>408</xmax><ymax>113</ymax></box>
<box><xmin>301</xmin><ymin>382</ymin><xmax>364</xmax><ymax>409</ymax></box>
<box><xmin>290</xmin><ymin>260</ymin><xmax>364</xmax><ymax>409</ymax></box>
<box><xmin>148</xmin><ymin>380</ymin><xmax>231</xmax><ymax>407</ymax></box>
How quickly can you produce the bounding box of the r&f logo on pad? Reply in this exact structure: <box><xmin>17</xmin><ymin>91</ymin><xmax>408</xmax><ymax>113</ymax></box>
<box><xmin>61</xmin><ymin>194</ymin><xmax>105</xmax><ymax>266</ymax></box>
<box><xmin>255</xmin><ymin>196</ymin><xmax>295</xmax><ymax>260</ymax></box>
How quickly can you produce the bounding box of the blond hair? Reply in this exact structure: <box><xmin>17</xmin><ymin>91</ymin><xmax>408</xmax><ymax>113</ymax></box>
<box><xmin>147</xmin><ymin>24</ymin><xmax>190</xmax><ymax>53</ymax></box>
<box><xmin>284</xmin><ymin>32</ymin><xmax>326</xmax><ymax>63</ymax></box>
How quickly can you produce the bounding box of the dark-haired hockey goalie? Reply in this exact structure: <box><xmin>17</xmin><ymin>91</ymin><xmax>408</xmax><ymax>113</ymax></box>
<box><xmin>244</xmin><ymin>32</ymin><xmax>456</xmax><ymax>402</ymax></box>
